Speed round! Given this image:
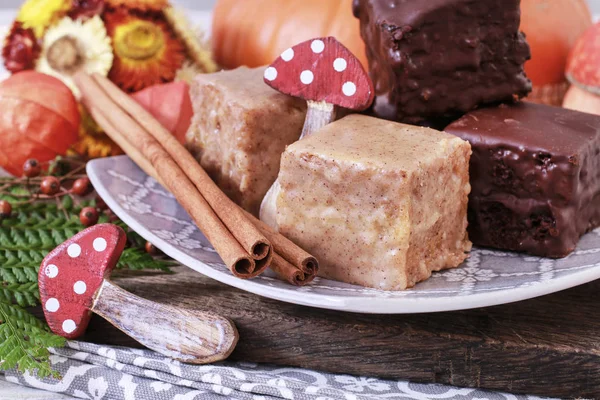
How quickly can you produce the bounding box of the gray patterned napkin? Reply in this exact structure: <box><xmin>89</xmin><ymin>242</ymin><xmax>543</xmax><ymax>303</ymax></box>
<box><xmin>3</xmin><ymin>341</ymin><xmax>553</xmax><ymax>400</ymax></box>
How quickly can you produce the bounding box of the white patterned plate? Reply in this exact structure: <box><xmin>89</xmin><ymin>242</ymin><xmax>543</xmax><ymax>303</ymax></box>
<box><xmin>87</xmin><ymin>156</ymin><xmax>600</xmax><ymax>314</ymax></box>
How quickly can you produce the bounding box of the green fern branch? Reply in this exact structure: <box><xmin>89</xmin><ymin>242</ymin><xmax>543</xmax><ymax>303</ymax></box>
<box><xmin>0</xmin><ymin>301</ymin><xmax>65</xmax><ymax>378</ymax></box>
<box><xmin>0</xmin><ymin>282</ymin><xmax>38</xmax><ymax>308</ymax></box>
<box><xmin>0</xmin><ymin>181</ymin><xmax>173</xmax><ymax>377</ymax></box>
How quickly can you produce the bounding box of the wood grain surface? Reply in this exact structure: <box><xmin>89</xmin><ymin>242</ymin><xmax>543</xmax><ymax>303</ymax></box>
<box><xmin>79</xmin><ymin>266</ymin><xmax>600</xmax><ymax>398</ymax></box>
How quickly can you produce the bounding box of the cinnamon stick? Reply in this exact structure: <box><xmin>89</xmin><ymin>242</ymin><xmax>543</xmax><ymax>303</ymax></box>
<box><xmin>103</xmin><ymin>142</ymin><xmax>316</xmax><ymax>285</ymax></box>
<box><xmin>110</xmin><ymin>148</ymin><xmax>317</xmax><ymax>285</ymax></box>
<box><xmin>111</xmin><ymin>150</ymin><xmax>318</xmax><ymax>286</ymax></box>
<box><xmin>75</xmin><ymin>73</ymin><xmax>260</xmax><ymax>278</ymax></box>
<box><xmin>91</xmin><ymin>74</ymin><xmax>271</xmax><ymax>263</ymax></box>
<box><xmin>78</xmin><ymin>73</ymin><xmax>318</xmax><ymax>286</ymax></box>
<box><xmin>88</xmin><ymin>108</ymin><xmax>158</xmax><ymax>183</ymax></box>
<box><xmin>242</xmin><ymin>210</ymin><xmax>318</xmax><ymax>278</ymax></box>
<box><xmin>270</xmin><ymin>253</ymin><xmax>315</xmax><ymax>286</ymax></box>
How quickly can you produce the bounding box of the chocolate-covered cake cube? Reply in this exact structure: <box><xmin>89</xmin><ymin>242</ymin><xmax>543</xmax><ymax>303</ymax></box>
<box><xmin>353</xmin><ymin>0</ymin><xmax>532</xmax><ymax>123</ymax></box>
<box><xmin>446</xmin><ymin>103</ymin><xmax>600</xmax><ymax>258</ymax></box>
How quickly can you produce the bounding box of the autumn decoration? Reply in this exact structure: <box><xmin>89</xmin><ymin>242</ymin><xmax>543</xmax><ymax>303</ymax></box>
<box><xmin>2</xmin><ymin>0</ymin><xmax>216</xmax><ymax>161</ymax></box>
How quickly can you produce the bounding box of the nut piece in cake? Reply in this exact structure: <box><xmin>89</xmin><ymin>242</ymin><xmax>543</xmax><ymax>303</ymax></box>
<box><xmin>353</xmin><ymin>0</ymin><xmax>531</xmax><ymax>123</ymax></box>
<box><xmin>275</xmin><ymin>114</ymin><xmax>472</xmax><ymax>290</ymax></box>
<box><xmin>185</xmin><ymin>67</ymin><xmax>307</xmax><ymax>215</ymax></box>
<box><xmin>446</xmin><ymin>102</ymin><xmax>600</xmax><ymax>258</ymax></box>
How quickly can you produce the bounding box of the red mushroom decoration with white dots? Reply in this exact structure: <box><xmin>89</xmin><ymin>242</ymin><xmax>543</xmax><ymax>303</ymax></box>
<box><xmin>263</xmin><ymin>36</ymin><xmax>374</xmax><ymax>138</ymax></box>
<box><xmin>566</xmin><ymin>22</ymin><xmax>600</xmax><ymax>95</ymax></box>
<box><xmin>563</xmin><ymin>22</ymin><xmax>600</xmax><ymax>115</ymax></box>
<box><xmin>38</xmin><ymin>224</ymin><xmax>239</xmax><ymax>364</ymax></box>
<box><xmin>39</xmin><ymin>223</ymin><xmax>125</xmax><ymax>339</ymax></box>
<box><xmin>260</xmin><ymin>36</ymin><xmax>375</xmax><ymax>228</ymax></box>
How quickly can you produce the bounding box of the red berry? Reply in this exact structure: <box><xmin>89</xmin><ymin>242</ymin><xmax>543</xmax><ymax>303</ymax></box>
<box><xmin>23</xmin><ymin>159</ymin><xmax>41</xmax><ymax>178</ymax></box>
<box><xmin>145</xmin><ymin>241</ymin><xmax>158</xmax><ymax>255</ymax></box>
<box><xmin>79</xmin><ymin>207</ymin><xmax>99</xmax><ymax>227</ymax></box>
<box><xmin>95</xmin><ymin>196</ymin><xmax>108</xmax><ymax>211</ymax></box>
<box><xmin>71</xmin><ymin>177</ymin><xmax>91</xmax><ymax>196</ymax></box>
<box><xmin>0</xmin><ymin>200</ymin><xmax>12</xmax><ymax>217</ymax></box>
<box><xmin>40</xmin><ymin>176</ymin><xmax>60</xmax><ymax>195</ymax></box>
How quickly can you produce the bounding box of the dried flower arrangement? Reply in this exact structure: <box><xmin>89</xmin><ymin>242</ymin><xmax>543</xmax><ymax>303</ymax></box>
<box><xmin>2</xmin><ymin>0</ymin><xmax>216</xmax><ymax>158</ymax></box>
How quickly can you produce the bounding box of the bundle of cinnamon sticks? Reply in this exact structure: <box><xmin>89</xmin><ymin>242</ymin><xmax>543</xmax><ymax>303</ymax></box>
<box><xmin>74</xmin><ymin>73</ymin><xmax>318</xmax><ymax>286</ymax></box>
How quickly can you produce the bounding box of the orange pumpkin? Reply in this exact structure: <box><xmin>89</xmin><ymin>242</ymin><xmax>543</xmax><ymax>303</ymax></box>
<box><xmin>0</xmin><ymin>71</ymin><xmax>79</xmax><ymax>176</ymax></box>
<box><xmin>520</xmin><ymin>0</ymin><xmax>592</xmax><ymax>105</ymax></box>
<box><xmin>212</xmin><ymin>0</ymin><xmax>366</xmax><ymax>70</ymax></box>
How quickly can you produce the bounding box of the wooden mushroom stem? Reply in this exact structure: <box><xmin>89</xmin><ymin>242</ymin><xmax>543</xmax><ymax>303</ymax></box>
<box><xmin>301</xmin><ymin>100</ymin><xmax>337</xmax><ymax>139</ymax></box>
<box><xmin>92</xmin><ymin>279</ymin><xmax>239</xmax><ymax>364</ymax></box>
<box><xmin>39</xmin><ymin>222</ymin><xmax>239</xmax><ymax>364</ymax></box>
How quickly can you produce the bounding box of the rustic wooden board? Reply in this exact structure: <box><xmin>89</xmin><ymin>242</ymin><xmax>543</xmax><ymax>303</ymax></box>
<box><xmin>79</xmin><ymin>266</ymin><xmax>600</xmax><ymax>398</ymax></box>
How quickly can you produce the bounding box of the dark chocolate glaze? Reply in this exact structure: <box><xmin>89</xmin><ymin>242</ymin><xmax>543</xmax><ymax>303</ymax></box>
<box><xmin>353</xmin><ymin>0</ymin><xmax>532</xmax><ymax>123</ymax></box>
<box><xmin>446</xmin><ymin>102</ymin><xmax>600</xmax><ymax>258</ymax></box>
